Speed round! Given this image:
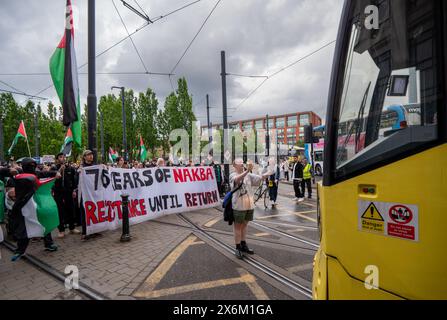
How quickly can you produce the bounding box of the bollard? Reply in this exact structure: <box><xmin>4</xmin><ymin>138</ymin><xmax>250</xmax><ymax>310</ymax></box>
<box><xmin>120</xmin><ymin>194</ymin><xmax>131</xmax><ymax>242</ymax></box>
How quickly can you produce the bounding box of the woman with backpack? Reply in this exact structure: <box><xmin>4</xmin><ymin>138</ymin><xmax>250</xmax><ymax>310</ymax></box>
<box><xmin>229</xmin><ymin>158</ymin><xmax>272</xmax><ymax>259</ymax></box>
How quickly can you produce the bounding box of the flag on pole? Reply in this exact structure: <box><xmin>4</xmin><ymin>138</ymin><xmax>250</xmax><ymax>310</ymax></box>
<box><xmin>7</xmin><ymin>120</ymin><xmax>28</xmax><ymax>155</ymax></box>
<box><xmin>60</xmin><ymin>127</ymin><xmax>74</xmax><ymax>156</ymax></box>
<box><xmin>49</xmin><ymin>0</ymin><xmax>81</xmax><ymax>148</ymax></box>
<box><xmin>14</xmin><ymin>175</ymin><xmax>60</xmax><ymax>237</ymax></box>
<box><xmin>140</xmin><ymin>136</ymin><xmax>147</xmax><ymax>162</ymax></box>
<box><xmin>108</xmin><ymin>148</ymin><xmax>118</xmax><ymax>163</ymax></box>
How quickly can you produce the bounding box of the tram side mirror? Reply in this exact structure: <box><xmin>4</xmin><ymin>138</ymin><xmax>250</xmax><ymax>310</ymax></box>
<box><xmin>387</xmin><ymin>75</ymin><xmax>409</xmax><ymax>97</ymax></box>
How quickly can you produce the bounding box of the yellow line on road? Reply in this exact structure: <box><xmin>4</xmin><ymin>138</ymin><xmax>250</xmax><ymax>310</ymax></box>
<box><xmin>237</xmin><ymin>268</ymin><xmax>269</xmax><ymax>300</ymax></box>
<box><xmin>287</xmin><ymin>263</ymin><xmax>314</xmax><ymax>273</ymax></box>
<box><xmin>134</xmin><ymin>273</ymin><xmax>257</xmax><ymax>299</ymax></box>
<box><xmin>138</xmin><ymin>234</ymin><xmax>197</xmax><ymax>292</ymax></box>
<box><xmin>293</xmin><ymin>212</ymin><xmax>317</xmax><ymax>223</ymax></box>
<box><xmin>253</xmin><ymin>232</ymin><xmax>271</xmax><ymax>237</ymax></box>
<box><xmin>256</xmin><ymin>210</ymin><xmax>316</xmax><ymax>220</ymax></box>
<box><xmin>191</xmin><ymin>240</ymin><xmax>206</xmax><ymax>246</ymax></box>
<box><xmin>276</xmin><ymin>206</ymin><xmax>317</xmax><ymax>223</ymax></box>
<box><xmin>256</xmin><ymin>213</ymin><xmax>294</xmax><ymax>220</ymax></box>
<box><xmin>204</xmin><ymin>216</ymin><xmax>221</xmax><ymax>228</ymax></box>
<box><xmin>285</xmin><ymin>228</ymin><xmax>305</xmax><ymax>232</ymax></box>
<box><xmin>301</xmin><ymin>202</ymin><xmax>317</xmax><ymax>208</ymax></box>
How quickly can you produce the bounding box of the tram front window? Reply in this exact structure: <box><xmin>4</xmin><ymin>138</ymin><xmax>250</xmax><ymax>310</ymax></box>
<box><xmin>334</xmin><ymin>0</ymin><xmax>443</xmax><ymax>178</ymax></box>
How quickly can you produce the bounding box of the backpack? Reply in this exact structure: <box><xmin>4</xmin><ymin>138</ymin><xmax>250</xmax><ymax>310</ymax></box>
<box><xmin>222</xmin><ymin>183</ymin><xmax>242</xmax><ymax>226</ymax></box>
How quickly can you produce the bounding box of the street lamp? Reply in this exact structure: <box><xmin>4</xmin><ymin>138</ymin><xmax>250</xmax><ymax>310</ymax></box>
<box><xmin>111</xmin><ymin>86</ymin><xmax>127</xmax><ymax>161</ymax></box>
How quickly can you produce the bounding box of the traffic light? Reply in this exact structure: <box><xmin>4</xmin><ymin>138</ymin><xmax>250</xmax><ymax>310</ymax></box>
<box><xmin>304</xmin><ymin>125</ymin><xmax>313</xmax><ymax>144</ymax></box>
<box><xmin>304</xmin><ymin>125</ymin><xmax>320</xmax><ymax>144</ymax></box>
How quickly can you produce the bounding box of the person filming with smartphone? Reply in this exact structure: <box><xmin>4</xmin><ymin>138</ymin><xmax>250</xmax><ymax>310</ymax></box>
<box><xmin>229</xmin><ymin>159</ymin><xmax>272</xmax><ymax>259</ymax></box>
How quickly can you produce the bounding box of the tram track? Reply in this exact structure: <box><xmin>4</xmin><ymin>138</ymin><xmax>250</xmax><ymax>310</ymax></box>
<box><xmin>152</xmin><ymin>219</ymin><xmax>318</xmax><ymax>252</ymax></box>
<box><xmin>250</xmin><ymin>221</ymin><xmax>319</xmax><ymax>249</ymax></box>
<box><xmin>1</xmin><ymin>240</ymin><xmax>107</xmax><ymax>300</ymax></box>
<box><xmin>212</xmin><ymin>207</ymin><xmax>320</xmax><ymax>250</ymax></box>
<box><xmin>177</xmin><ymin>213</ymin><xmax>314</xmax><ymax>299</ymax></box>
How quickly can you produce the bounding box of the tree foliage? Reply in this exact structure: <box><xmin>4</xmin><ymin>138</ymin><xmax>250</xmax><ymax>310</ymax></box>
<box><xmin>0</xmin><ymin>77</ymin><xmax>197</xmax><ymax>162</ymax></box>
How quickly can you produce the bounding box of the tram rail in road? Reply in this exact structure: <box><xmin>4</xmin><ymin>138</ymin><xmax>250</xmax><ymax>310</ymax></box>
<box><xmin>1</xmin><ymin>240</ymin><xmax>107</xmax><ymax>301</ymax></box>
<box><xmin>178</xmin><ymin>213</ymin><xmax>314</xmax><ymax>299</ymax></box>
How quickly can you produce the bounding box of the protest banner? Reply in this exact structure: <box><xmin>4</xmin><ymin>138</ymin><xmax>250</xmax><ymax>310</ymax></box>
<box><xmin>79</xmin><ymin>166</ymin><xmax>219</xmax><ymax>235</ymax></box>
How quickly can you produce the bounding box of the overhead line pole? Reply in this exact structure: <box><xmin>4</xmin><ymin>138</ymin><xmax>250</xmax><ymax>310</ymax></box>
<box><xmin>88</xmin><ymin>0</ymin><xmax>98</xmax><ymax>163</ymax></box>
<box><xmin>221</xmin><ymin>51</ymin><xmax>229</xmax><ymax>184</ymax></box>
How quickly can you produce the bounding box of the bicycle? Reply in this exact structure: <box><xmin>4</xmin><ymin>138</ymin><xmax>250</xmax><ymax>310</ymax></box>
<box><xmin>254</xmin><ymin>180</ymin><xmax>271</xmax><ymax>209</ymax></box>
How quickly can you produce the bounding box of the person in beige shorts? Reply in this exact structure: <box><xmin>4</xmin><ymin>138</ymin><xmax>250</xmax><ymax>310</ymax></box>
<box><xmin>229</xmin><ymin>158</ymin><xmax>272</xmax><ymax>259</ymax></box>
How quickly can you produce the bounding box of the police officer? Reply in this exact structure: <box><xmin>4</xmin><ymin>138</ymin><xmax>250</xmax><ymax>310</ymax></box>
<box><xmin>52</xmin><ymin>153</ymin><xmax>80</xmax><ymax>238</ymax></box>
<box><xmin>301</xmin><ymin>158</ymin><xmax>313</xmax><ymax>199</ymax></box>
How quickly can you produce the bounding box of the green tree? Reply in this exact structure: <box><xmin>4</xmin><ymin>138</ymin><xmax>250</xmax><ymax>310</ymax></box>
<box><xmin>135</xmin><ymin>88</ymin><xmax>158</xmax><ymax>156</ymax></box>
<box><xmin>38</xmin><ymin>101</ymin><xmax>65</xmax><ymax>157</ymax></box>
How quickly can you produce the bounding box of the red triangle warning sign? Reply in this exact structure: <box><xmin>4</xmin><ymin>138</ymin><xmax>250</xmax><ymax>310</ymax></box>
<box><xmin>361</xmin><ymin>203</ymin><xmax>384</xmax><ymax>221</ymax></box>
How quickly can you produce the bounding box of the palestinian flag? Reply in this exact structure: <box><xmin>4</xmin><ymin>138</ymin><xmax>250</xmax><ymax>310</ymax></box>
<box><xmin>7</xmin><ymin>121</ymin><xmax>27</xmax><ymax>155</ymax></box>
<box><xmin>0</xmin><ymin>180</ymin><xmax>4</xmax><ymax>223</ymax></box>
<box><xmin>15</xmin><ymin>174</ymin><xmax>59</xmax><ymax>237</ymax></box>
<box><xmin>108</xmin><ymin>148</ymin><xmax>118</xmax><ymax>163</ymax></box>
<box><xmin>49</xmin><ymin>0</ymin><xmax>81</xmax><ymax>148</ymax></box>
<box><xmin>60</xmin><ymin>127</ymin><xmax>73</xmax><ymax>156</ymax></box>
<box><xmin>140</xmin><ymin>136</ymin><xmax>147</xmax><ymax>162</ymax></box>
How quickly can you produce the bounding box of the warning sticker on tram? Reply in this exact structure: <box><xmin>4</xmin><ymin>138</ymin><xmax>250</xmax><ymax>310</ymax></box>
<box><xmin>360</xmin><ymin>203</ymin><xmax>384</xmax><ymax>233</ymax></box>
<box><xmin>358</xmin><ymin>201</ymin><xmax>419</xmax><ymax>241</ymax></box>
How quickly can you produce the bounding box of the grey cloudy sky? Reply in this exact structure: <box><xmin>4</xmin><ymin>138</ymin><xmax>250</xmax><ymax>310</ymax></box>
<box><xmin>0</xmin><ymin>0</ymin><xmax>344</xmax><ymax>125</ymax></box>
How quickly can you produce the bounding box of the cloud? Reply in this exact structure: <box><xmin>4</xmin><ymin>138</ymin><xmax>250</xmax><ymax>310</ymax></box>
<box><xmin>0</xmin><ymin>0</ymin><xmax>344</xmax><ymax>124</ymax></box>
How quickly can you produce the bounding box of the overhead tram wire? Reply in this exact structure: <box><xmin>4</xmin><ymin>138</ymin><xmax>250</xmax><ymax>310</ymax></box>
<box><xmin>170</xmin><ymin>0</ymin><xmax>222</xmax><ymax>75</ymax></box>
<box><xmin>120</xmin><ymin>0</ymin><xmax>152</xmax><ymax>23</ymax></box>
<box><xmin>0</xmin><ymin>80</ymin><xmax>28</xmax><ymax>96</ymax></box>
<box><xmin>112</xmin><ymin>0</ymin><xmax>150</xmax><ymax>74</ymax></box>
<box><xmin>1</xmin><ymin>72</ymin><xmax>174</xmax><ymax>76</ymax></box>
<box><xmin>19</xmin><ymin>0</ymin><xmax>203</xmax><ymax>103</ymax></box>
<box><xmin>133</xmin><ymin>0</ymin><xmax>151</xmax><ymax>20</ymax></box>
<box><xmin>0</xmin><ymin>89</ymin><xmax>47</xmax><ymax>100</ymax></box>
<box><xmin>78</xmin><ymin>0</ymin><xmax>203</xmax><ymax>70</ymax></box>
<box><xmin>230</xmin><ymin>39</ymin><xmax>337</xmax><ymax>115</ymax></box>
<box><xmin>225</xmin><ymin>73</ymin><xmax>269</xmax><ymax>79</ymax></box>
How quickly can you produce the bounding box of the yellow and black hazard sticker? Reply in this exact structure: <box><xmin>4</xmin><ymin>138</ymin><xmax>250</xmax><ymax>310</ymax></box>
<box><xmin>361</xmin><ymin>202</ymin><xmax>384</xmax><ymax>233</ymax></box>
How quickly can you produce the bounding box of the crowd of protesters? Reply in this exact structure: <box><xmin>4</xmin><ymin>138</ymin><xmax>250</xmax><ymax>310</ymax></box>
<box><xmin>0</xmin><ymin>151</ymin><xmax>229</xmax><ymax>260</ymax></box>
<box><xmin>0</xmin><ymin>150</ymin><xmax>314</xmax><ymax>262</ymax></box>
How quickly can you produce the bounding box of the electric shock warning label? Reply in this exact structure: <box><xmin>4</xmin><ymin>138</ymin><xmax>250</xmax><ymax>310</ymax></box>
<box><xmin>358</xmin><ymin>201</ymin><xmax>419</xmax><ymax>242</ymax></box>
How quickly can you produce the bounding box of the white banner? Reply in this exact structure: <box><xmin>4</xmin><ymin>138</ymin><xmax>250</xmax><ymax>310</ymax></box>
<box><xmin>79</xmin><ymin>165</ymin><xmax>219</xmax><ymax>235</ymax></box>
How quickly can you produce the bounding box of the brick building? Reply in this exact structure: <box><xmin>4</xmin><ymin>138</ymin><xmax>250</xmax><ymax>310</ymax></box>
<box><xmin>203</xmin><ymin>111</ymin><xmax>322</xmax><ymax>146</ymax></box>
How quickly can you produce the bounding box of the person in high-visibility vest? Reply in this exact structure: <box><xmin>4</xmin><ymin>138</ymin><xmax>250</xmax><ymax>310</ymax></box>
<box><xmin>301</xmin><ymin>158</ymin><xmax>313</xmax><ymax>199</ymax></box>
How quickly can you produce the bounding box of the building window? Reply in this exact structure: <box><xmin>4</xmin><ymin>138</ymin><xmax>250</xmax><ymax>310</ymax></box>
<box><xmin>243</xmin><ymin>122</ymin><xmax>253</xmax><ymax>130</ymax></box>
<box><xmin>267</xmin><ymin>119</ymin><xmax>274</xmax><ymax>129</ymax></box>
<box><xmin>287</xmin><ymin>116</ymin><xmax>297</xmax><ymax>127</ymax></box>
<box><xmin>276</xmin><ymin>117</ymin><xmax>285</xmax><ymax>128</ymax></box>
<box><xmin>299</xmin><ymin>114</ymin><xmax>310</xmax><ymax>126</ymax></box>
<box><xmin>255</xmin><ymin>120</ymin><xmax>264</xmax><ymax>129</ymax></box>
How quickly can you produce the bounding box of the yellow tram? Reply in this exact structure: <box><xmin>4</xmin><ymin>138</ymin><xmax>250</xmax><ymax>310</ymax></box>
<box><xmin>312</xmin><ymin>0</ymin><xmax>446</xmax><ymax>299</ymax></box>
